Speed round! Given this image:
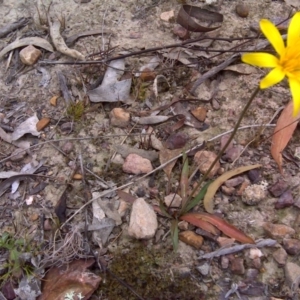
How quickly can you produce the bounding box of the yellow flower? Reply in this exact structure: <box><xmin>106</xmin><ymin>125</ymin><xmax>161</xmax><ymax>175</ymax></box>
<box><xmin>242</xmin><ymin>12</ymin><xmax>300</xmax><ymax>116</ymax></box>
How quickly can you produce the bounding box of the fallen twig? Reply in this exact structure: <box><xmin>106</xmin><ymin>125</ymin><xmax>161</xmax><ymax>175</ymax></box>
<box><xmin>0</xmin><ymin>17</ymin><xmax>30</xmax><ymax>38</ymax></box>
<box><xmin>198</xmin><ymin>239</ymin><xmax>277</xmax><ymax>259</ymax></box>
<box><xmin>190</xmin><ymin>35</ymin><xmax>287</xmax><ymax>94</ymax></box>
<box><xmin>39</xmin><ymin>36</ymin><xmax>255</xmax><ymax>65</ymax></box>
<box><xmin>66</xmin><ymin>29</ymin><xmax>113</xmax><ymax>47</ymax></box>
<box><xmin>57</xmin><ymin>71</ymin><xmax>74</xmax><ymax>105</ymax></box>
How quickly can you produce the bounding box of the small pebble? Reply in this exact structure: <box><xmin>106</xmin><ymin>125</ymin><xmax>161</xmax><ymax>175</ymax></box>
<box><xmin>247</xmin><ymin>169</ymin><xmax>261</xmax><ymax>183</ymax></box>
<box><xmin>196</xmin><ymin>262</ymin><xmax>210</xmax><ymax>276</ymax></box>
<box><xmin>173</xmin><ymin>24</ymin><xmax>190</xmax><ymax>40</ymax></box>
<box><xmin>179</xmin><ymin>231</ymin><xmax>203</xmax><ymax>249</ymax></box>
<box><xmin>263</xmin><ymin>222</ymin><xmax>295</xmax><ymax>239</ymax></box>
<box><xmin>19</xmin><ymin>45</ymin><xmax>41</xmax><ymax>65</ymax></box>
<box><xmin>194</xmin><ymin>150</ymin><xmax>220</xmax><ymax>178</ymax></box>
<box><xmin>164</xmin><ymin>193</ymin><xmax>182</xmax><ymax>208</ymax></box>
<box><xmin>268</xmin><ymin>179</ymin><xmax>288</xmax><ymax>197</ymax></box>
<box><xmin>275</xmin><ymin>190</ymin><xmax>294</xmax><ymax>209</ymax></box>
<box><xmin>110</xmin><ymin>108</ymin><xmax>130</xmax><ymax>128</ymax></box>
<box><xmin>285</xmin><ymin>262</ymin><xmax>300</xmax><ymax>287</ymax></box>
<box><xmin>236</xmin><ymin>3</ymin><xmax>249</xmax><ymax>18</ymax></box>
<box><xmin>283</xmin><ymin>238</ymin><xmax>300</xmax><ymax>255</ymax></box>
<box><xmin>221</xmin><ymin>256</ymin><xmax>229</xmax><ymax>269</ymax></box>
<box><xmin>123</xmin><ymin>153</ymin><xmax>153</xmax><ymax>175</ymax></box>
<box><xmin>230</xmin><ymin>257</ymin><xmax>245</xmax><ymax>275</ymax></box>
<box><xmin>10</xmin><ymin>148</ymin><xmax>26</xmax><ymax>162</ymax></box>
<box><xmin>225</xmin><ymin>176</ymin><xmax>244</xmax><ymax>187</ymax></box>
<box><xmin>61</xmin><ymin>142</ymin><xmax>73</xmax><ymax>154</ymax></box>
<box><xmin>272</xmin><ymin>247</ymin><xmax>287</xmax><ymax>266</ymax></box>
<box><xmin>60</xmin><ymin>122</ymin><xmax>73</xmax><ymax>134</ymax></box>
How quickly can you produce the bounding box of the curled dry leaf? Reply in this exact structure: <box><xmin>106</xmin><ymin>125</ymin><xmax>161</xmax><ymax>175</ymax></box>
<box><xmin>66</xmin><ymin>28</ymin><xmax>113</xmax><ymax>46</ymax></box>
<box><xmin>39</xmin><ymin>259</ymin><xmax>101</xmax><ymax>300</ymax></box>
<box><xmin>0</xmin><ymin>37</ymin><xmax>54</xmax><ymax>60</ymax></box>
<box><xmin>203</xmin><ymin>164</ymin><xmax>261</xmax><ymax>213</ymax></box>
<box><xmin>0</xmin><ymin>174</ymin><xmax>45</xmax><ymax>197</ymax></box>
<box><xmin>88</xmin><ymin>59</ymin><xmax>132</xmax><ymax>103</ymax></box>
<box><xmin>271</xmin><ymin>101</ymin><xmax>300</xmax><ymax>173</ymax></box>
<box><xmin>182</xmin><ymin>213</ymin><xmax>255</xmax><ymax>244</ymax></box>
<box><xmin>132</xmin><ymin>115</ymin><xmax>170</xmax><ymax>125</ymax></box>
<box><xmin>177</xmin><ymin>5</ymin><xmax>223</xmax><ymax>32</ymax></box>
<box><xmin>11</xmin><ymin>114</ymin><xmax>40</xmax><ymax>141</ymax></box>
<box><xmin>159</xmin><ymin>148</ymin><xmax>182</xmax><ymax>178</ymax></box>
<box><xmin>135</xmin><ymin>56</ymin><xmax>160</xmax><ymax>77</ymax></box>
<box><xmin>49</xmin><ymin>18</ymin><xmax>85</xmax><ymax>60</ymax></box>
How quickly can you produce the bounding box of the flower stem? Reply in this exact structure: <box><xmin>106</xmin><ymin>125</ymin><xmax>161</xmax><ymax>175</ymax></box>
<box><xmin>181</xmin><ymin>86</ymin><xmax>260</xmax><ymax>213</ymax></box>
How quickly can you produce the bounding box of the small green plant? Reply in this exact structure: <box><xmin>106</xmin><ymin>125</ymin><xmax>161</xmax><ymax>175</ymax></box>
<box><xmin>0</xmin><ymin>232</ymin><xmax>34</xmax><ymax>283</ymax></box>
<box><xmin>163</xmin><ymin>12</ymin><xmax>300</xmax><ymax>251</ymax></box>
<box><xmin>66</xmin><ymin>101</ymin><xmax>85</xmax><ymax>121</ymax></box>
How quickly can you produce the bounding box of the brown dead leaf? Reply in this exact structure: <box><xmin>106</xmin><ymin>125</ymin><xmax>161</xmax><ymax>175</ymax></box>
<box><xmin>177</xmin><ymin>5</ymin><xmax>223</xmax><ymax>32</ymax></box>
<box><xmin>203</xmin><ymin>164</ymin><xmax>261</xmax><ymax>213</ymax></box>
<box><xmin>191</xmin><ymin>106</ymin><xmax>207</xmax><ymax>122</ymax></box>
<box><xmin>179</xmin><ymin>230</ymin><xmax>204</xmax><ymax>249</ymax></box>
<box><xmin>164</xmin><ymin>132</ymin><xmax>189</xmax><ymax>150</ymax></box>
<box><xmin>182</xmin><ymin>213</ymin><xmax>255</xmax><ymax>244</ymax></box>
<box><xmin>159</xmin><ymin>148</ymin><xmax>182</xmax><ymax>178</ymax></box>
<box><xmin>180</xmin><ymin>214</ymin><xmax>220</xmax><ymax>235</ymax></box>
<box><xmin>117</xmin><ymin>190</ymin><xmax>136</xmax><ymax>204</ymax></box>
<box><xmin>38</xmin><ymin>259</ymin><xmax>101</xmax><ymax>300</ymax></box>
<box><xmin>271</xmin><ymin>101</ymin><xmax>300</xmax><ymax>173</ymax></box>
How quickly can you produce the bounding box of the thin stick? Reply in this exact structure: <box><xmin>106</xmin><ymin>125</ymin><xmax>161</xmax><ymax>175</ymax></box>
<box><xmin>190</xmin><ymin>36</ymin><xmax>286</xmax><ymax>94</ymax></box>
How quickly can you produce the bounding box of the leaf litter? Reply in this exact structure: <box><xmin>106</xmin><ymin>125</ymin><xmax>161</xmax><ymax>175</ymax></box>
<box><xmin>0</xmin><ymin>0</ymin><xmax>300</xmax><ymax>299</ymax></box>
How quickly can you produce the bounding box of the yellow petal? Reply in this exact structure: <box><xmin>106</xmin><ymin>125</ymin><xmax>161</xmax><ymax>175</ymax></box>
<box><xmin>260</xmin><ymin>19</ymin><xmax>285</xmax><ymax>55</ymax></box>
<box><xmin>288</xmin><ymin>77</ymin><xmax>300</xmax><ymax>116</ymax></box>
<box><xmin>287</xmin><ymin>12</ymin><xmax>300</xmax><ymax>47</ymax></box>
<box><xmin>260</xmin><ymin>67</ymin><xmax>285</xmax><ymax>89</ymax></box>
<box><xmin>241</xmin><ymin>53</ymin><xmax>279</xmax><ymax>67</ymax></box>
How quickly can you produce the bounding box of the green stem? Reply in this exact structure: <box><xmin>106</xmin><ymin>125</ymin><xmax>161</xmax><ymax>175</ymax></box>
<box><xmin>181</xmin><ymin>86</ymin><xmax>260</xmax><ymax>214</ymax></box>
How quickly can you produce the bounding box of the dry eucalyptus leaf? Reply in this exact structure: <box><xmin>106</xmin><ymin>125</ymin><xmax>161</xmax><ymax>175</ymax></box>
<box><xmin>177</xmin><ymin>5</ymin><xmax>223</xmax><ymax>32</ymax></box>
<box><xmin>271</xmin><ymin>101</ymin><xmax>300</xmax><ymax>174</ymax></box>
<box><xmin>132</xmin><ymin>115</ymin><xmax>170</xmax><ymax>125</ymax></box>
<box><xmin>182</xmin><ymin>213</ymin><xmax>255</xmax><ymax>244</ymax></box>
<box><xmin>11</xmin><ymin>115</ymin><xmax>40</xmax><ymax>141</ymax></box>
<box><xmin>0</xmin><ymin>37</ymin><xmax>53</xmax><ymax>60</ymax></box>
<box><xmin>204</xmin><ymin>164</ymin><xmax>261</xmax><ymax>213</ymax></box>
<box><xmin>39</xmin><ymin>259</ymin><xmax>101</xmax><ymax>300</ymax></box>
<box><xmin>88</xmin><ymin>59</ymin><xmax>132</xmax><ymax>103</ymax></box>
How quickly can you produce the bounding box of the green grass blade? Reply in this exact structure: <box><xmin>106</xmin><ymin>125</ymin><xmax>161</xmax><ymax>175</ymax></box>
<box><xmin>170</xmin><ymin>219</ymin><xmax>179</xmax><ymax>251</ymax></box>
<box><xmin>181</xmin><ymin>181</ymin><xmax>211</xmax><ymax>214</ymax></box>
